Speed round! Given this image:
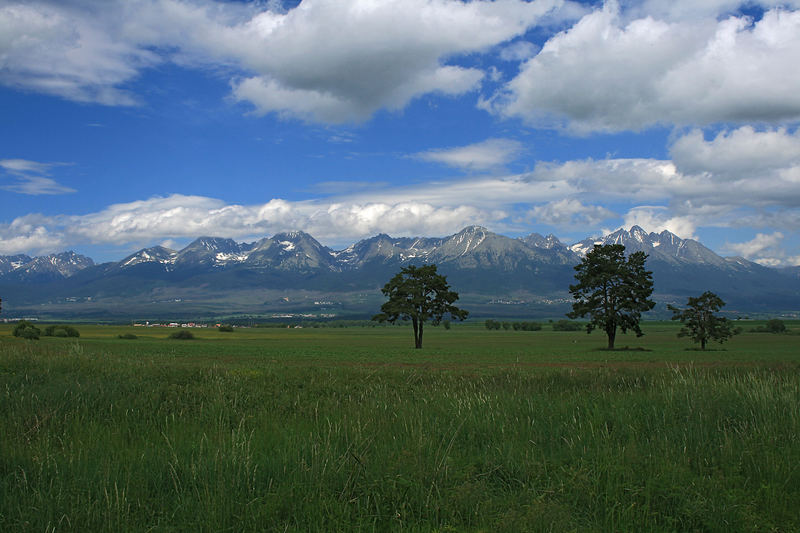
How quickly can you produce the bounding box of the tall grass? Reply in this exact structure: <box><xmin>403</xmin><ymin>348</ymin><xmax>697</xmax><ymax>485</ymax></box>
<box><xmin>1</xmin><ymin>329</ymin><xmax>799</xmax><ymax>531</ymax></box>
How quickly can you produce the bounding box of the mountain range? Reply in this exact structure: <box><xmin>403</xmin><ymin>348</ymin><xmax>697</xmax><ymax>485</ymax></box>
<box><xmin>1</xmin><ymin>226</ymin><xmax>798</xmax><ymax>320</ymax></box>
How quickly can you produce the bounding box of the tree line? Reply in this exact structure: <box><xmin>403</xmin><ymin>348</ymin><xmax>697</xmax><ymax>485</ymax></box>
<box><xmin>484</xmin><ymin>319</ymin><xmax>584</xmax><ymax>331</ymax></box>
<box><xmin>374</xmin><ymin>243</ymin><xmax>754</xmax><ymax>350</ymax></box>
<box><xmin>0</xmin><ymin>245</ymin><xmax>787</xmax><ymax>349</ymax></box>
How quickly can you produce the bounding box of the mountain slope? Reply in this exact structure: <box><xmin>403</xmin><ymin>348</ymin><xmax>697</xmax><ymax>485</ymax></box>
<box><xmin>0</xmin><ymin>252</ymin><xmax>94</xmax><ymax>282</ymax></box>
<box><xmin>1</xmin><ymin>226</ymin><xmax>798</xmax><ymax>317</ymax></box>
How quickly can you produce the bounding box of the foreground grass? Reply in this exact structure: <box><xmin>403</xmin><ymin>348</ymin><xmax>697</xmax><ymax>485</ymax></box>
<box><xmin>1</xmin><ymin>324</ymin><xmax>799</xmax><ymax>531</ymax></box>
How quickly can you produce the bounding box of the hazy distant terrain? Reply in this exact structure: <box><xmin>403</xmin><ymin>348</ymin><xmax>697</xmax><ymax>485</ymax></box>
<box><xmin>2</xmin><ymin>226</ymin><xmax>799</xmax><ymax>320</ymax></box>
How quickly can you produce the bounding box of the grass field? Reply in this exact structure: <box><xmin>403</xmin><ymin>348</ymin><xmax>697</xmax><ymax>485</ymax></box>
<box><xmin>1</xmin><ymin>321</ymin><xmax>799</xmax><ymax>531</ymax></box>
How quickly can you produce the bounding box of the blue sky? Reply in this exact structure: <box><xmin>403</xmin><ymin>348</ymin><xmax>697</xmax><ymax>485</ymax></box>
<box><xmin>1</xmin><ymin>0</ymin><xmax>800</xmax><ymax>266</ymax></box>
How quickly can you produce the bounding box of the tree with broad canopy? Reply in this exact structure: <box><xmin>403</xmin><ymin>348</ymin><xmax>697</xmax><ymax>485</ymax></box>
<box><xmin>373</xmin><ymin>264</ymin><xmax>468</xmax><ymax>349</ymax></box>
<box><xmin>567</xmin><ymin>244</ymin><xmax>655</xmax><ymax>350</ymax></box>
<box><xmin>668</xmin><ymin>291</ymin><xmax>740</xmax><ymax>350</ymax></box>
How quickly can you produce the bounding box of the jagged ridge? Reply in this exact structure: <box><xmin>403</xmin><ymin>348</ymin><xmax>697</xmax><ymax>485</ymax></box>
<box><xmin>1</xmin><ymin>227</ymin><xmax>798</xmax><ymax>315</ymax></box>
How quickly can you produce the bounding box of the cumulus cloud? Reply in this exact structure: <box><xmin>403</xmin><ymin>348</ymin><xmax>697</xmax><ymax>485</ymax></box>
<box><xmin>0</xmin><ymin>0</ymin><xmax>564</xmax><ymax>121</ymax></box>
<box><xmin>622</xmin><ymin>206</ymin><xmax>697</xmax><ymax>239</ymax></box>
<box><xmin>667</xmin><ymin>127</ymin><xmax>800</xmax><ymax>210</ymax></box>
<box><xmin>218</xmin><ymin>0</ymin><xmax>563</xmax><ymax>122</ymax></box>
<box><xmin>624</xmin><ymin>0</ymin><xmax>800</xmax><ymax>22</ymax></box>
<box><xmin>518</xmin><ymin>125</ymin><xmax>800</xmax><ymax>234</ymax></box>
<box><xmin>670</xmin><ymin>126</ymin><xmax>800</xmax><ymax>178</ymax></box>
<box><xmin>0</xmin><ymin>216</ymin><xmax>66</xmax><ymax>255</ymax></box>
<box><xmin>0</xmin><ymin>193</ymin><xmax>498</xmax><ymax>256</ymax></box>
<box><xmin>0</xmin><ymin>2</ymin><xmax>158</xmax><ymax>105</ymax></box>
<box><xmin>723</xmin><ymin>232</ymin><xmax>793</xmax><ymax>265</ymax></box>
<box><xmin>0</xmin><ymin>158</ymin><xmax>75</xmax><ymax>195</ymax></box>
<box><xmin>484</xmin><ymin>2</ymin><xmax>800</xmax><ymax>132</ymax></box>
<box><xmin>499</xmin><ymin>40</ymin><xmax>539</xmax><ymax>61</ymax></box>
<box><xmin>527</xmin><ymin>157</ymin><xmax>684</xmax><ymax>202</ymax></box>
<box><xmin>2</xmin><ymin>124</ymin><xmax>799</xmax><ymax>259</ymax></box>
<box><xmin>527</xmin><ymin>198</ymin><xmax>614</xmax><ymax>227</ymax></box>
<box><xmin>726</xmin><ymin>231</ymin><xmax>784</xmax><ymax>257</ymax></box>
<box><xmin>414</xmin><ymin>138</ymin><xmax>525</xmax><ymax>171</ymax></box>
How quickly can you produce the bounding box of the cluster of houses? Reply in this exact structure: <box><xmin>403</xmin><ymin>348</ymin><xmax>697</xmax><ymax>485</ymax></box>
<box><xmin>133</xmin><ymin>321</ymin><xmax>218</xmax><ymax>328</ymax></box>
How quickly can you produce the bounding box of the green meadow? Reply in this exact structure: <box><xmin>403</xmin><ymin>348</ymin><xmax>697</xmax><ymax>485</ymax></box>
<box><xmin>1</xmin><ymin>322</ymin><xmax>799</xmax><ymax>531</ymax></box>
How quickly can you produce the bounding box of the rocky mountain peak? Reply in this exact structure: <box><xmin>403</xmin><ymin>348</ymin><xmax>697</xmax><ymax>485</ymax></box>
<box><xmin>568</xmin><ymin>227</ymin><xmax>726</xmax><ymax>267</ymax></box>
<box><xmin>0</xmin><ymin>254</ymin><xmax>33</xmax><ymax>275</ymax></box>
<box><xmin>1</xmin><ymin>251</ymin><xmax>95</xmax><ymax>280</ymax></box>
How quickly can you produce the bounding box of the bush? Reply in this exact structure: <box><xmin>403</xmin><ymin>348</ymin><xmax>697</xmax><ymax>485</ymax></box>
<box><xmin>751</xmin><ymin>319</ymin><xmax>787</xmax><ymax>334</ymax></box>
<box><xmin>118</xmin><ymin>333</ymin><xmax>138</xmax><ymax>340</ymax></box>
<box><xmin>218</xmin><ymin>325</ymin><xmax>234</xmax><ymax>332</ymax></box>
<box><xmin>513</xmin><ymin>321</ymin><xmax>542</xmax><ymax>331</ymax></box>
<box><xmin>169</xmin><ymin>330</ymin><xmax>195</xmax><ymax>340</ymax></box>
<box><xmin>553</xmin><ymin>319</ymin><xmax>583</xmax><ymax>331</ymax></box>
<box><xmin>486</xmin><ymin>319</ymin><xmax>541</xmax><ymax>332</ymax></box>
<box><xmin>43</xmin><ymin>325</ymin><xmax>80</xmax><ymax>338</ymax></box>
<box><xmin>12</xmin><ymin>320</ymin><xmax>40</xmax><ymax>340</ymax></box>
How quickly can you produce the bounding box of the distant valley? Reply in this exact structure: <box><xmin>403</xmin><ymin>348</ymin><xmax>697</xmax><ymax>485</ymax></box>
<box><xmin>2</xmin><ymin>226</ymin><xmax>799</xmax><ymax>321</ymax></box>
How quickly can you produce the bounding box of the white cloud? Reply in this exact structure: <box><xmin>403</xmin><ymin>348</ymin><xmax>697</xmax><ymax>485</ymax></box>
<box><xmin>0</xmin><ymin>2</ymin><xmax>158</xmax><ymax>105</ymax></box>
<box><xmin>625</xmin><ymin>0</ymin><xmax>800</xmax><ymax>22</ymax></box>
<box><xmin>2</xmin><ymin>176</ymin><xmax>76</xmax><ymax>195</ymax></box>
<box><xmin>527</xmin><ymin>157</ymin><xmax>684</xmax><ymax>202</ymax></box>
<box><xmin>499</xmin><ymin>40</ymin><xmax>539</xmax><ymax>61</ymax></box>
<box><xmin>0</xmin><ymin>0</ymin><xmax>565</xmax><ymax>121</ymax></box>
<box><xmin>414</xmin><ymin>138</ymin><xmax>525</xmax><ymax>171</ymax></box>
<box><xmin>666</xmin><ymin>127</ymin><xmax>800</xmax><ymax>211</ymax></box>
<box><xmin>0</xmin><ymin>158</ymin><xmax>75</xmax><ymax>195</ymax></box>
<box><xmin>622</xmin><ymin>206</ymin><xmax>697</xmax><ymax>239</ymax></box>
<box><xmin>726</xmin><ymin>231</ymin><xmax>783</xmax><ymax>256</ymax></box>
<box><xmin>220</xmin><ymin>0</ymin><xmax>562</xmax><ymax>122</ymax></box>
<box><xmin>0</xmin><ymin>193</ymin><xmax>496</xmax><ymax>255</ymax></box>
<box><xmin>2</xmin><ymin>123</ymin><xmax>799</xmax><ymax>258</ymax></box>
<box><xmin>485</xmin><ymin>3</ymin><xmax>800</xmax><ymax>132</ymax></box>
<box><xmin>0</xmin><ymin>159</ymin><xmax>53</xmax><ymax>175</ymax></box>
<box><xmin>0</xmin><ymin>216</ymin><xmax>65</xmax><ymax>255</ymax></box>
<box><xmin>528</xmin><ymin>198</ymin><xmax>614</xmax><ymax>227</ymax></box>
<box><xmin>520</xmin><ymin>126</ymin><xmax>800</xmax><ymax>232</ymax></box>
<box><xmin>0</xmin><ymin>152</ymin><xmax>797</xmax><ymax>259</ymax></box>
<box><xmin>724</xmin><ymin>231</ymin><xmax>789</xmax><ymax>265</ymax></box>
<box><xmin>670</xmin><ymin>126</ymin><xmax>800</xmax><ymax>178</ymax></box>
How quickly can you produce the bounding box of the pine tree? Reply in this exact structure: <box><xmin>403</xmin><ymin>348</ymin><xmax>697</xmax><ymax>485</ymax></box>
<box><xmin>373</xmin><ymin>264</ymin><xmax>468</xmax><ymax>349</ymax></box>
<box><xmin>668</xmin><ymin>291</ymin><xmax>740</xmax><ymax>350</ymax></box>
<box><xmin>567</xmin><ymin>244</ymin><xmax>655</xmax><ymax>349</ymax></box>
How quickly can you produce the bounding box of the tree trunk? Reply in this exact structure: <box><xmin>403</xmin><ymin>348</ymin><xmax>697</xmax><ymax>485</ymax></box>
<box><xmin>606</xmin><ymin>325</ymin><xmax>616</xmax><ymax>350</ymax></box>
<box><xmin>416</xmin><ymin>321</ymin><xmax>424</xmax><ymax>349</ymax></box>
<box><xmin>412</xmin><ymin>318</ymin><xmax>421</xmax><ymax>349</ymax></box>
<box><xmin>701</xmin><ymin>337</ymin><xmax>707</xmax><ymax>350</ymax></box>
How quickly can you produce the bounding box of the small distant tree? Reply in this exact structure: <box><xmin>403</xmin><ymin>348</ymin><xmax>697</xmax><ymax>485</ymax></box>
<box><xmin>668</xmin><ymin>291</ymin><xmax>740</xmax><ymax>350</ymax></box>
<box><xmin>753</xmin><ymin>318</ymin><xmax>786</xmax><ymax>333</ymax></box>
<box><xmin>13</xmin><ymin>320</ymin><xmax>40</xmax><ymax>340</ymax></box>
<box><xmin>552</xmin><ymin>319</ymin><xmax>582</xmax><ymax>331</ymax></box>
<box><xmin>373</xmin><ymin>264</ymin><xmax>468</xmax><ymax>349</ymax></box>
<box><xmin>567</xmin><ymin>244</ymin><xmax>655</xmax><ymax>349</ymax></box>
<box><xmin>169</xmin><ymin>330</ymin><xmax>195</xmax><ymax>340</ymax></box>
<box><xmin>43</xmin><ymin>325</ymin><xmax>80</xmax><ymax>338</ymax></box>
